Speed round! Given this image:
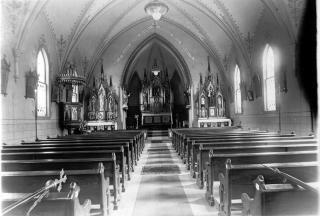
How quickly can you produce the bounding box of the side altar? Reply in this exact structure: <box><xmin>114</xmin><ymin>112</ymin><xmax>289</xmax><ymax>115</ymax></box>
<box><xmin>85</xmin><ymin>69</ymin><xmax>118</xmax><ymax>131</ymax></box>
<box><xmin>195</xmin><ymin>57</ymin><xmax>231</xmax><ymax>128</ymax></box>
<box><xmin>139</xmin><ymin>60</ymin><xmax>172</xmax><ymax>128</ymax></box>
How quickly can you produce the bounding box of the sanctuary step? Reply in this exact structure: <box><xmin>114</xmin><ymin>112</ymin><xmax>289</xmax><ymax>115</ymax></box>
<box><xmin>147</xmin><ymin>130</ymin><xmax>169</xmax><ymax>137</ymax></box>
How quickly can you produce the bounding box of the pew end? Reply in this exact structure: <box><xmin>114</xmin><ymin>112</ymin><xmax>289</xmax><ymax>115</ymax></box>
<box><xmin>241</xmin><ymin>175</ymin><xmax>319</xmax><ymax>216</ymax></box>
<box><xmin>2</xmin><ymin>183</ymin><xmax>92</xmax><ymax>216</ymax></box>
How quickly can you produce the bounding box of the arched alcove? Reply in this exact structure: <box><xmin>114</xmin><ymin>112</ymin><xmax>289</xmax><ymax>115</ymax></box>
<box><xmin>123</xmin><ymin>34</ymin><xmax>191</xmax><ymax>129</ymax></box>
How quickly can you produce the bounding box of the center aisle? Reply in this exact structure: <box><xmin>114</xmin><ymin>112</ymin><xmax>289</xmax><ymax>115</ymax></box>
<box><xmin>132</xmin><ymin>136</ymin><xmax>193</xmax><ymax>216</ymax></box>
<box><xmin>113</xmin><ymin>135</ymin><xmax>219</xmax><ymax>216</ymax></box>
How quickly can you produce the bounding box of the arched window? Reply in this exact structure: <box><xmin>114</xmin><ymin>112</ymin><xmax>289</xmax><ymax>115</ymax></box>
<box><xmin>263</xmin><ymin>44</ymin><xmax>276</xmax><ymax>111</ymax></box>
<box><xmin>234</xmin><ymin>65</ymin><xmax>242</xmax><ymax>114</ymax></box>
<box><xmin>37</xmin><ymin>48</ymin><xmax>49</xmax><ymax>117</ymax></box>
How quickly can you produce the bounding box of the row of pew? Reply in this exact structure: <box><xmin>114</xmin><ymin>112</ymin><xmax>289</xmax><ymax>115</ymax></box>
<box><xmin>1</xmin><ymin>130</ymin><xmax>146</xmax><ymax>216</ymax></box>
<box><xmin>171</xmin><ymin>127</ymin><xmax>318</xmax><ymax>216</ymax></box>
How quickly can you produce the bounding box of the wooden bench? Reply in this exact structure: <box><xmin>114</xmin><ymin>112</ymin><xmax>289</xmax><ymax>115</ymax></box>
<box><xmin>205</xmin><ymin>150</ymin><xmax>318</xmax><ymax>206</ymax></box>
<box><xmin>185</xmin><ymin>136</ymin><xmax>315</xmax><ymax>172</ymax></box>
<box><xmin>4</xmin><ymin>141</ymin><xmax>134</xmax><ymax>175</ymax></box>
<box><xmin>21</xmin><ymin>139</ymin><xmax>139</xmax><ymax>167</ymax></box>
<box><xmin>241</xmin><ymin>175</ymin><xmax>319</xmax><ymax>216</ymax></box>
<box><xmin>189</xmin><ymin>136</ymin><xmax>315</xmax><ymax>177</ymax></box>
<box><xmin>175</xmin><ymin>132</ymin><xmax>281</xmax><ymax>157</ymax></box>
<box><xmin>180</xmin><ymin>133</ymin><xmax>301</xmax><ymax>164</ymax></box>
<box><xmin>2</xmin><ymin>148</ymin><xmax>127</xmax><ymax>192</ymax></box>
<box><xmin>2</xmin><ymin>181</ymin><xmax>91</xmax><ymax>216</ymax></box>
<box><xmin>1</xmin><ymin>156</ymin><xmax>121</xmax><ymax>210</ymax></box>
<box><xmin>51</xmin><ymin>130</ymin><xmax>145</xmax><ymax>157</ymax></box>
<box><xmin>42</xmin><ymin>137</ymin><xmax>143</xmax><ymax>161</ymax></box>
<box><xmin>195</xmin><ymin>140</ymin><xmax>317</xmax><ymax>188</ymax></box>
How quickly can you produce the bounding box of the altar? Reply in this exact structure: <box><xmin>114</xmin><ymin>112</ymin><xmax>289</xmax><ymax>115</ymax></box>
<box><xmin>197</xmin><ymin>117</ymin><xmax>231</xmax><ymax>128</ymax></box>
<box><xmin>139</xmin><ymin>59</ymin><xmax>173</xmax><ymax>129</ymax></box>
<box><xmin>141</xmin><ymin>112</ymin><xmax>172</xmax><ymax>126</ymax></box>
<box><xmin>86</xmin><ymin>120</ymin><xmax>117</xmax><ymax>131</ymax></box>
<box><xmin>195</xmin><ymin>57</ymin><xmax>231</xmax><ymax>128</ymax></box>
<box><xmin>85</xmin><ymin>65</ymin><xmax>119</xmax><ymax>131</ymax></box>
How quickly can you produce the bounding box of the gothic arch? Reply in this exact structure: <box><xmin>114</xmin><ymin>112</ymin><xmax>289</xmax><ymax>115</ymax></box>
<box><xmin>120</xmin><ymin>34</ymin><xmax>192</xmax><ymax>88</ymax></box>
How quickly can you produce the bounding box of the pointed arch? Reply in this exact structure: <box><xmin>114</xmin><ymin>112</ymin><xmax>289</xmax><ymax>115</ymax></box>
<box><xmin>121</xmin><ymin>34</ymin><xmax>191</xmax><ymax>87</ymax></box>
<box><xmin>263</xmin><ymin>44</ymin><xmax>276</xmax><ymax>111</ymax></box>
<box><xmin>37</xmin><ymin>48</ymin><xmax>49</xmax><ymax>117</ymax></box>
<box><xmin>234</xmin><ymin>65</ymin><xmax>242</xmax><ymax>114</ymax></box>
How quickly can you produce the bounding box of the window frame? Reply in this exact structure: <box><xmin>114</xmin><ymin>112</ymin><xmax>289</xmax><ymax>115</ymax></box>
<box><xmin>262</xmin><ymin>44</ymin><xmax>276</xmax><ymax>112</ymax></box>
<box><xmin>234</xmin><ymin>64</ymin><xmax>242</xmax><ymax>114</ymax></box>
<box><xmin>36</xmin><ymin>48</ymin><xmax>50</xmax><ymax>118</ymax></box>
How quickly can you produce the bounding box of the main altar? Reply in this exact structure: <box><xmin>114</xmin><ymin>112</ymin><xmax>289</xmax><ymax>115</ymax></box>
<box><xmin>195</xmin><ymin>57</ymin><xmax>231</xmax><ymax>128</ymax></box>
<box><xmin>139</xmin><ymin>60</ymin><xmax>172</xmax><ymax>128</ymax></box>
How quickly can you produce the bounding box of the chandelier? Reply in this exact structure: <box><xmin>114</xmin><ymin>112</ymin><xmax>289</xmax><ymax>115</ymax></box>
<box><xmin>144</xmin><ymin>0</ymin><xmax>169</xmax><ymax>21</ymax></box>
<box><xmin>151</xmin><ymin>59</ymin><xmax>161</xmax><ymax>76</ymax></box>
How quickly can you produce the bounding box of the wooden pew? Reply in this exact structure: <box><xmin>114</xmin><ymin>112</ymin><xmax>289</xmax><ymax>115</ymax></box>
<box><xmin>2</xmin><ymin>181</ymin><xmax>91</xmax><ymax>216</ymax></box>
<box><xmin>3</xmin><ymin>141</ymin><xmax>134</xmax><ymax>174</ymax></box>
<box><xmin>51</xmin><ymin>130</ymin><xmax>145</xmax><ymax>157</ymax></box>
<box><xmin>2</xmin><ymin>148</ymin><xmax>127</xmax><ymax>192</ymax></box>
<box><xmin>241</xmin><ymin>175</ymin><xmax>319</xmax><ymax>216</ymax></box>
<box><xmin>218</xmin><ymin>161</ymin><xmax>318</xmax><ymax>216</ymax></box>
<box><xmin>205</xmin><ymin>150</ymin><xmax>318</xmax><ymax>206</ymax></box>
<box><xmin>42</xmin><ymin>137</ymin><xmax>143</xmax><ymax>162</ymax></box>
<box><xmin>189</xmin><ymin>136</ymin><xmax>315</xmax><ymax>177</ymax></box>
<box><xmin>180</xmin><ymin>133</ymin><xmax>302</xmax><ymax>164</ymax></box>
<box><xmin>195</xmin><ymin>140</ymin><xmax>317</xmax><ymax>188</ymax></box>
<box><xmin>175</xmin><ymin>132</ymin><xmax>278</xmax><ymax>157</ymax></box>
<box><xmin>172</xmin><ymin>128</ymin><xmax>277</xmax><ymax>154</ymax></box>
<box><xmin>1</xmin><ymin>156</ymin><xmax>121</xmax><ymax>210</ymax></box>
<box><xmin>21</xmin><ymin>139</ymin><xmax>139</xmax><ymax>167</ymax></box>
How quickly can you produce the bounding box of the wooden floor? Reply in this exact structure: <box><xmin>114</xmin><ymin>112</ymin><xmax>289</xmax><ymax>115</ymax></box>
<box><xmin>113</xmin><ymin>136</ymin><xmax>219</xmax><ymax>216</ymax></box>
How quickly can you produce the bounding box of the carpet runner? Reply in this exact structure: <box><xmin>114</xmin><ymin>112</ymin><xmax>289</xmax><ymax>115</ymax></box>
<box><xmin>132</xmin><ymin>138</ymin><xmax>193</xmax><ymax>216</ymax></box>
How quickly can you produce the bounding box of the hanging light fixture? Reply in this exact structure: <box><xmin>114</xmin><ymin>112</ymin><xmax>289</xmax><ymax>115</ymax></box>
<box><xmin>144</xmin><ymin>0</ymin><xmax>169</xmax><ymax>21</ymax></box>
<box><xmin>151</xmin><ymin>59</ymin><xmax>161</xmax><ymax>76</ymax></box>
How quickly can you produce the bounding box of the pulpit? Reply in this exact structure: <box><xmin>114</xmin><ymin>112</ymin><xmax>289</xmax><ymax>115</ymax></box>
<box><xmin>56</xmin><ymin>62</ymin><xmax>85</xmax><ymax>134</ymax></box>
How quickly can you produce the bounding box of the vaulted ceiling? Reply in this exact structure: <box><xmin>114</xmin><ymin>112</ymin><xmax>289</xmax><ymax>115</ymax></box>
<box><xmin>2</xmin><ymin>0</ymin><xmax>304</xmax><ymax>82</ymax></box>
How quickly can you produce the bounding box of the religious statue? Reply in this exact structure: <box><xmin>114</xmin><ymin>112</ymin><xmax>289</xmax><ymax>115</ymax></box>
<box><xmin>88</xmin><ymin>95</ymin><xmax>96</xmax><ymax>112</ymax></box>
<box><xmin>184</xmin><ymin>86</ymin><xmax>191</xmax><ymax>107</ymax></box>
<box><xmin>122</xmin><ymin>89</ymin><xmax>130</xmax><ymax>109</ymax></box>
<box><xmin>98</xmin><ymin>87</ymin><xmax>105</xmax><ymax>111</ymax></box>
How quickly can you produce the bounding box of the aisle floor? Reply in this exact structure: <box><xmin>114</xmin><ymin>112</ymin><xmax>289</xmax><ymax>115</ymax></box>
<box><xmin>113</xmin><ymin>136</ymin><xmax>219</xmax><ymax>216</ymax></box>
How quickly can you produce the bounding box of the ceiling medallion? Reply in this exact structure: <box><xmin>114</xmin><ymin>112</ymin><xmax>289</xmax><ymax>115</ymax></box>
<box><xmin>144</xmin><ymin>0</ymin><xmax>169</xmax><ymax>21</ymax></box>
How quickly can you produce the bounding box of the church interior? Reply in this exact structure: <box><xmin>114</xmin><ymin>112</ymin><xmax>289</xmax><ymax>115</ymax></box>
<box><xmin>0</xmin><ymin>0</ymin><xmax>318</xmax><ymax>215</ymax></box>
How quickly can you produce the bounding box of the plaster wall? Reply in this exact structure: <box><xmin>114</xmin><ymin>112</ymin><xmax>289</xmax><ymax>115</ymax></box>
<box><xmin>228</xmin><ymin>9</ymin><xmax>313</xmax><ymax>135</ymax></box>
<box><xmin>1</xmin><ymin>14</ymin><xmax>62</xmax><ymax>145</ymax></box>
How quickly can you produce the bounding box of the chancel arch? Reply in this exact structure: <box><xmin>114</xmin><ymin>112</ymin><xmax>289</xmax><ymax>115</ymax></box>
<box><xmin>121</xmin><ymin>34</ymin><xmax>192</xmax><ymax>88</ymax></box>
<box><xmin>122</xmin><ymin>34</ymin><xmax>191</xmax><ymax>129</ymax></box>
